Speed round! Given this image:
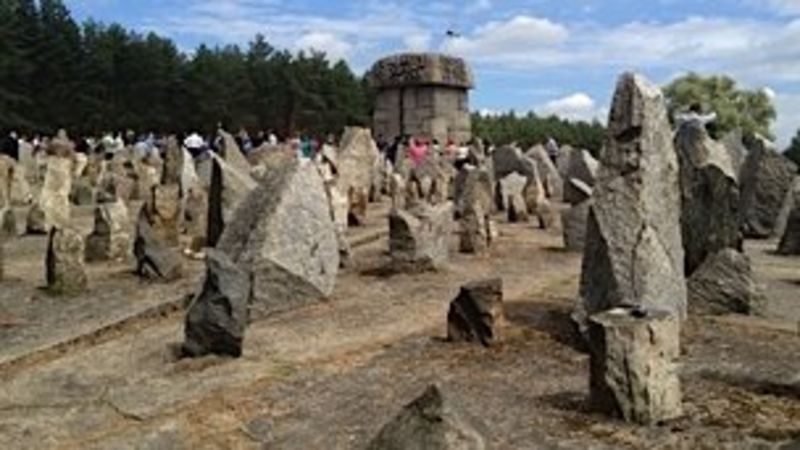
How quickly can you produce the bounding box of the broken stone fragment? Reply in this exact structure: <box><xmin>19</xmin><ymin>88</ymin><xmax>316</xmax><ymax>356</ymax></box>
<box><xmin>447</xmin><ymin>278</ymin><xmax>504</xmax><ymax>346</ymax></box>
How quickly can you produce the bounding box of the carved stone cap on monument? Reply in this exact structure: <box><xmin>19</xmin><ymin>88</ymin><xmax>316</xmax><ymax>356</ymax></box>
<box><xmin>368</xmin><ymin>53</ymin><xmax>474</xmax><ymax>89</ymax></box>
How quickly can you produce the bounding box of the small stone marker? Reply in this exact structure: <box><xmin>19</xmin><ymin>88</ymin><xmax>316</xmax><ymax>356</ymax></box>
<box><xmin>134</xmin><ymin>209</ymin><xmax>183</xmax><ymax>282</ymax></box>
<box><xmin>183</xmin><ymin>249</ymin><xmax>251</xmax><ymax>358</ymax></box>
<box><xmin>367</xmin><ymin>384</ymin><xmax>488</xmax><ymax>450</ymax></box>
<box><xmin>588</xmin><ymin>306</ymin><xmax>682</xmax><ymax>424</ymax></box>
<box><xmin>447</xmin><ymin>279</ymin><xmax>504</xmax><ymax>346</ymax></box>
<box><xmin>0</xmin><ymin>207</ymin><xmax>16</xmax><ymax>239</ymax></box>
<box><xmin>389</xmin><ymin>202</ymin><xmax>453</xmax><ymax>272</ymax></box>
<box><xmin>561</xmin><ymin>201</ymin><xmax>591</xmax><ymax>252</ymax></box>
<box><xmin>688</xmin><ymin>249</ymin><xmax>766</xmax><ymax>315</ymax></box>
<box><xmin>46</xmin><ymin>227</ymin><xmax>88</xmax><ymax>295</ymax></box>
<box><xmin>85</xmin><ymin>201</ymin><xmax>130</xmax><ymax>262</ymax></box>
<box><xmin>459</xmin><ymin>202</ymin><xmax>491</xmax><ymax>255</ymax></box>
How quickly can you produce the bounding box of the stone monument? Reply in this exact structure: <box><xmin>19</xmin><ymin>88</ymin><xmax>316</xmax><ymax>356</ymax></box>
<box><xmin>369</xmin><ymin>53</ymin><xmax>474</xmax><ymax>144</ymax></box>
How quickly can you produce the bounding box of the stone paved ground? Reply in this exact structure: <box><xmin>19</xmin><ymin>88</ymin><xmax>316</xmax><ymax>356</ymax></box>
<box><xmin>0</xmin><ymin>203</ymin><xmax>798</xmax><ymax>449</ymax></box>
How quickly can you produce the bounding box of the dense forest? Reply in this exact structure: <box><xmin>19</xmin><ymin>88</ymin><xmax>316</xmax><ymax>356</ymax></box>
<box><xmin>0</xmin><ymin>0</ymin><xmax>606</xmax><ymax>149</ymax></box>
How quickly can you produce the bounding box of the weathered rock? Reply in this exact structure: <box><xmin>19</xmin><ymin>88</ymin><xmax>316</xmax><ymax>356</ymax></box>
<box><xmin>162</xmin><ymin>136</ymin><xmax>184</xmax><ymax>185</ymax></box>
<box><xmin>45</xmin><ymin>227</ymin><xmax>88</xmax><ymax>295</ymax></box>
<box><xmin>206</xmin><ymin>153</ymin><xmax>258</xmax><ymax>246</ymax></box>
<box><xmin>522</xmin><ymin>162</ymin><xmax>556</xmax><ymax>229</ymax></box>
<box><xmin>389</xmin><ymin>202</ymin><xmax>453</xmax><ymax>272</ymax></box>
<box><xmin>578</xmin><ymin>73</ymin><xmax>687</xmax><ymax>323</ymax></box>
<box><xmin>721</xmin><ymin>129</ymin><xmax>747</xmax><ymax>178</ymax></box>
<box><xmin>0</xmin><ymin>207</ymin><xmax>16</xmax><ymax>239</ymax></box>
<box><xmin>774</xmin><ymin>177</ymin><xmax>800</xmax><ymax>240</ymax></box>
<box><xmin>562</xmin><ymin>149</ymin><xmax>599</xmax><ymax>205</ymax></box>
<box><xmin>688</xmin><ymin>249</ymin><xmax>765</xmax><ymax>315</ymax></box>
<box><xmin>39</xmin><ymin>156</ymin><xmax>73</xmax><ymax>230</ymax></box>
<box><xmin>497</xmin><ymin>173</ymin><xmax>528</xmax><ymax>223</ymax></box>
<box><xmin>69</xmin><ymin>179</ymin><xmax>94</xmax><ymax>206</ymax></box>
<box><xmin>454</xmin><ymin>167</ymin><xmax>493</xmax><ymax>219</ymax></box>
<box><xmin>565</xmin><ymin>178</ymin><xmax>592</xmax><ymax>205</ymax></box>
<box><xmin>458</xmin><ymin>201</ymin><xmax>491</xmax><ymax>255</ymax></box>
<box><xmin>777</xmin><ymin>199</ymin><xmax>800</xmax><ymax>255</ymax></box>
<box><xmin>526</xmin><ymin>145</ymin><xmax>564</xmax><ymax>200</ymax></box>
<box><xmin>675</xmin><ymin>121</ymin><xmax>742</xmax><ymax>275</ymax></box>
<box><xmin>447</xmin><ymin>279</ymin><xmax>504</xmax><ymax>346</ymax></box>
<box><xmin>367</xmin><ymin>384</ymin><xmax>488</xmax><ymax>450</ymax></box>
<box><xmin>46</xmin><ymin>130</ymin><xmax>75</xmax><ymax>158</ymax></box>
<box><xmin>7</xmin><ymin>159</ymin><xmax>32</xmax><ymax>206</ymax></box>
<box><xmin>216</xmin><ymin>159</ymin><xmax>339</xmax><ymax>318</ymax></box>
<box><xmin>183</xmin><ymin>186</ymin><xmax>209</xmax><ymax>252</ymax></box>
<box><xmin>134</xmin><ymin>209</ymin><xmax>183</xmax><ymax>282</ymax></box>
<box><xmin>143</xmin><ymin>184</ymin><xmax>182</xmax><ymax>246</ymax></box>
<box><xmin>389</xmin><ymin>173</ymin><xmax>407</xmax><ymax>210</ymax></box>
<box><xmin>183</xmin><ymin>249</ymin><xmax>251</xmax><ymax>358</ymax></box>
<box><xmin>218</xmin><ymin>130</ymin><xmax>251</xmax><ymax>174</ymax></box>
<box><xmin>562</xmin><ymin>201</ymin><xmax>591</xmax><ymax>252</ymax></box>
<box><xmin>588</xmin><ymin>306</ymin><xmax>682</xmax><ymax>424</ymax></box>
<box><xmin>492</xmin><ymin>145</ymin><xmax>525</xmax><ymax>180</ymax></box>
<box><xmin>337</xmin><ymin>127</ymin><xmax>381</xmax><ymax>225</ymax></box>
<box><xmin>739</xmin><ymin>134</ymin><xmax>798</xmax><ymax>238</ymax></box>
<box><xmin>85</xmin><ymin>201</ymin><xmax>130</xmax><ymax>262</ymax></box>
<box><xmin>25</xmin><ymin>203</ymin><xmax>46</xmax><ymax>234</ymax></box>
<box><xmin>0</xmin><ymin>157</ymin><xmax>12</xmax><ymax>208</ymax></box>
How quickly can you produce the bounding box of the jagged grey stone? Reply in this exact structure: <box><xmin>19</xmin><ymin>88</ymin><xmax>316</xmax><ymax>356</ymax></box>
<box><xmin>739</xmin><ymin>135</ymin><xmax>797</xmax><ymax>238</ymax></box>
<box><xmin>497</xmin><ymin>173</ymin><xmax>528</xmax><ymax>223</ymax></box>
<box><xmin>447</xmin><ymin>278</ymin><xmax>504</xmax><ymax>346</ymax></box>
<box><xmin>367</xmin><ymin>384</ymin><xmax>488</xmax><ymax>450</ymax></box>
<box><xmin>389</xmin><ymin>202</ymin><xmax>453</xmax><ymax>272</ymax></box>
<box><xmin>183</xmin><ymin>249</ymin><xmax>251</xmax><ymax>358</ymax></box>
<box><xmin>526</xmin><ymin>145</ymin><xmax>563</xmax><ymax>200</ymax></box>
<box><xmin>46</xmin><ymin>227</ymin><xmax>88</xmax><ymax>295</ymax></box>
<box><xmin>589</xmin><ymin>306</ymin><xmax>682</xmax><ymax>424</ymax></box>
<box><xmin>687</xmin><ymin>249</ymin><xmax>765</xmax><ymax>315</ymax></box>
<box><xmin>216</xmin><ymin>159</ymin><xmax>339</xmax><ymax>319</ymax></box>
<box><xmin>134</xmin><ymin>209</ymin><xmax>183</xmax><ymax>282</ymax></box>
<box><xmin>578</xmin><ymin>73</ymin><xmax>687</xmax><ymax>323</ymax></box>
<box><xmin>85</xmin><ymin>201</ymin><xmax>130</xmax><ymax>262</ymax></box>
<box><xmin>562</xmin><ymin>201</ymin><xmax>591</xmax><ymax>252</ymax></box>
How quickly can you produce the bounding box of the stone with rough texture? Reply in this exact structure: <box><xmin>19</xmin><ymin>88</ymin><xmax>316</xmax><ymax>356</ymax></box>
<box><xmin>216</xmin><ymin>159</ymin><xmax>339</xmax><ymax>319</ymax></box>
<box><xmin>143</xmin><ymin>184</ymin><xmax>182</xmax><ymax>246</ymax></box>
<box><xmin>458</xmin><ymin>202</ymin><xmax>491</xmax><ymax>255</ymax></box>
<box><xmin>337</xmin><ymin>127</ymin><xmax>381</xmax><ymax>226</ymax></box>
<box><xmin>85</xmin><ymin>201</ymin><xmax>130</xmax><ymax>262</ymax></box>
<box><xmin>183</xmin><ymin>186</ymin><xmax>208</xmax><ymax>252</ymax></box>
<box><xmin>39</xmin><ymin>156</ymin><xmax>73</xmax><ymax>230</ymax></box>
<box><xmin>134</xmin><ymin>209</ymin><xmax>183</xmax><ymax>282</ymax></box>
<box><xmin>367</xmin><ymin>384</ymin><xmax>487</xmax><ymax>450</ymax></box>
<box><xmin>526</xmin><ymin>145</ymin><xmax>564</xmax><ymax>200</ymax></box>
<box><xmin>0</xmin><ymin>157</ymin><xmax>12</xmax><ymax>208</ymax></box>
<box><xmin>721</xmin><ymin>129</ymin><xmax>747</xmax><ymax>179</ymax></box>
<box><xmin>207</xmin><ymin>153</ymin><xmax>258</xmax><ymax>246</ymax></box>
<box><xmin>774</xmin><ymin>177</ymin><xmax>800</xmax><ymax>240</ymax></box>
<box><xmin>578</xmin><ymin>73</ymin><xmax>687</xmax><ymax>323</ymax></box>
<box><xmin>562</xmin><ymin>148</ymin><xmax>599</xmax><ymax>205</ymax></box>
<box><xmin>46</xmin><ymin>227</ymin><xmax>88</xmax><ymax>295</ymax></box>
<box><xmin>739</xmin><ymin>134</ymin><xmax>797</xmax><ymax>238</ymax></box>
<box><xmin>777</xmin><ymin>199</ymin><xmax>800</xmax><ymax>255</ymax></box>
<box><xmin>447</xmin><ymin>278</ymin><xmax>504</xmax><ymax>346</ymax></box>
<box><xmin>162</xmin><ymin>136</ymin><xmax>184</xmax><ymax>185</ymax></box>
<box><xmin>183</xmin><ymin>249</ymin><xmax>251</xmax><ymax>358</ymax></box>
<box><xmin>497</xmin><ymin>173</ymin><xmax>528</xmax><ymax>223</ymax></box>
<box><xmin>69</xmin><ymin>179</ymin><xmax>94</xmax><ymax>206</ymax></box>
<box><xmin>562</xmin><ymin>201</ymin><xmax>591</xmax><ymax>252</ymax></box>
<box><xmin>688</xmin><ymin>249</ymin><xmax>765</xmax><ymax>315</ymax></box>
<box><xmin>454</xmin><ymin>167</ymin><xmax>493</xmax><ymax>219</ymax></box>
<box><xmin>0</xmin><ymin>207</ymin><xmax>16</xmax><ymax>239</ymax></box>
<box><xmin>589</xmin><ymin>307</ymin><xmax>683</xmax><ymax>424</ymax></box>
<box><xmin>389</xmin><ymin>202</ymin><xmax>453</xmax><ymax>272</ymax></box>
<box><xmin>25</xmin><ymin>203</ymin><xmax>46</xmax><ymax>234</ymax></box>
<box><xmin>675</xmin><ymin>121</ymin><xmax>742</xmax><ymax>276</ymax></box>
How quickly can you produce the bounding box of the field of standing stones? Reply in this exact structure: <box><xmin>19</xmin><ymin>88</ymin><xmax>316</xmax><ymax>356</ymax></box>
<box><xmin>0</xmin><ymin>72</ymin><xmax>799</xmax><ymax>449</ymax></box>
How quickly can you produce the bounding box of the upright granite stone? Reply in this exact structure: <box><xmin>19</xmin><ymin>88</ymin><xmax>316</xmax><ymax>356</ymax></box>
<box><xmin>721</xmin><ymin>129</ymin><xmax>747</xmax><ymax>178</ymax></box>
<box><xmin>184</xmin><ymin>186</ymin><xmax>209</xmax><ymax>252</ymax></box>
<box><xmin>777</xmin><ymin>199</ymin><xmax>800</xmax><ymax>255</ymax></box>
<box><xmin>739</xmin><ymin>135</ymin><xmax>797</xmax><ymax>238</ymax></box>
<box><xmin>0</xmin><ymin>157</ymin><xmax>12</xmax><ymax>208</ymax></box>
<box><xmin>0</xmin><ymin>207</ymin><xmax>16</xmax><ymax>239</ymax></box>
<box><xmin>458</xmin><ymin>201</ymin><xmax>491</xmax><ymax>255</ymax></box>
<box><xmin>216</xmin><ymin>159</ymin><xmax>339</xmax><ymax>318</ymax></box>
<box><xmin>143</xmin><ymin>184</ymin><xmax>182</xmax><ymax>246</ymax></box>
<box><xmin>367</xmin><ymin>384</ymin><xmax>487</xmax><ymax>450</ymax></box>
<box><xmin>579</xmin><ymin>73</ymin><xmax>687</xmax><ymax>323</ymax></box>
<box><xmin>337</xmin><ymin>127</ymin><xmax>381</xmax><ymax>226</ymax></box>
<box><xmin>39</xmin><ymin>156</ymin><xmax>73</xmax><ymax>230</ymax></box>
<box><xmin>562</xmin><ymin>201</ymin><xmax>591</xmax><ymax>252</ymax></box>
<box><xmin>687</xmin><ymin>249</ymin><xmax>765</xmax><ymax>315</ymax></box>
<box><xmin>774</xmin><ymin>177</ymin><xmax>800</xmax><ymax>239</ymax></box>
<box><xmin>389</xmin><ymin>202</ymin><xmax>453</xmax><ymax>272</ymax></box>
<box><xmin>207</xmin><ymin>153</ymin><xmax>257</xmax><ymax>246</ymax></box>
<box><xmin>25</xmin><ymin>203</ymin><xmax>46</xmax><ymax>234</ymax></box>
<box><xmin>85</xmin><ymin>201</ymin><xmax>130</xmax><ymax>262</ymax></box>
<box><xmin>46</xmin><ymin>227</ymin><xmax>88</xmax><ymax>295</ymax></box>
<box><xmin>183</xmin><ymin>249</ymin><xmax>251</xmax><ymax>358</ymax></box>
<box><xmin>134</xmin><ymin>209</ymin><xmax>183</xmax><ymax>282</ymax></box>
<box><xmin>562</xmin><ymin>149</ymin><xmax>599</xmax><ymax>205</ymax></box>
<box><xmin>526</xmin><ymin>145</ymin><xmax>564</xmax><ymax>200</ymax></box>
<box><xmin>675</xmin><ymin>121</ymin><xmax>742</xmax><ymax>276</ymax></box>
<box><xmin>447</xmin><ymin>278</ymin><xmax>504</xmax><ymax>346</ymax></box>
<box><xmin>162</xmin><ymin>136</ymin><xmax>184</xmax><ymax>185</ymax></box>
<box><xmin>453</xmin><ymin>167</ymin><xmax>493</xmax><ymax>219</ymax></box>
<box><xmin>588</xmin><ymin>307</ymin><xmax>682</xmax><ymax>424</ymax></box>
<box><xmin>497</xmin><ymin>172</ymin><xmax>528</xmax><ymax>223</ymax></box>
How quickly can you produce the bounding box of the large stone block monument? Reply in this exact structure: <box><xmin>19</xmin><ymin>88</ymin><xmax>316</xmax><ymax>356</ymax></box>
<box><xmin>369</xmin><ymin>53</ymin><xmax>474</xmax><ymax>144</ymax></box>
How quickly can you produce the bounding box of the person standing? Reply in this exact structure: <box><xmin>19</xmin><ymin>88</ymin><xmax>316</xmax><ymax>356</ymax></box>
<box><xmin>408</xmin><ymin>137</ymin><xmax>428</xmax><ymax>168</ymax></box>
<box><xmin>545</xmin><ymin>136</ymin><xmax>559</xmax><ymax>163</ymax></box>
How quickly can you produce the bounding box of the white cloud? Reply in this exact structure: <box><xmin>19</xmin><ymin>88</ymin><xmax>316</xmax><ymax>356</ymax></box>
<box><xmin>467</xmin><ymin>0</ymin><xmax>492</xmax><ymax>14</ymax></box>
<box><xmin>294</xmin><ymin>32</ymin><xmax>353</xmax><ymax>62</ymax></box>
<box><xmin>752</xmin><ymin>0</ymin><xmax>800</xmax><ymax>15</ymax></box>
<box><xmin>537</xmin><ymin>93</ymin><xmax>607</xmax><ymax>122</ymax></box>
<box><xmin>442</xmin><ymin>15</ymin><xmax>569</xmax><ymax>62</ymax></box>
<box><xmin>403</xmin><ymin>34</ymin><xmax>432</xmax><ymax>52</ymax></box>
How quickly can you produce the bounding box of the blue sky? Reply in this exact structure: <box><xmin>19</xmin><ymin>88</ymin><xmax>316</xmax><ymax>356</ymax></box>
<box><xmin>66</xmin><ymin>0</ymin><xmax>800</xmax><ymax>146</ymax></box>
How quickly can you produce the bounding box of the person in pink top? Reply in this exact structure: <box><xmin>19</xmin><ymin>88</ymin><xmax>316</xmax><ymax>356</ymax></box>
<box><xmin>408</xmin><ymin>137</ymin><xmax>428</xmax><ymax>167</ymax></box>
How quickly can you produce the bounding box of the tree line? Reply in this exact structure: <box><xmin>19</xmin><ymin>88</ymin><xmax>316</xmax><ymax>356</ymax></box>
<box><xmin>471</xmin><ymin>112</ymin><xmax>606</xmax><ymax>154</ymax></box>
<box><xmin>0</xmin><ymin>0</ymin><xmax>370</xmax><ymax>138</ymax></box>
